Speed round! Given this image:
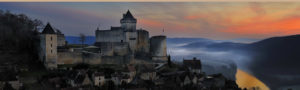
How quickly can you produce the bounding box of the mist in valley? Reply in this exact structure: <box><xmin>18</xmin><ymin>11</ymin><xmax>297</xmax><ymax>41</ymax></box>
<box><xmin>166</xmin><ymin>38</ymin><xmax>255</xmax><ymax>80</ymax></box>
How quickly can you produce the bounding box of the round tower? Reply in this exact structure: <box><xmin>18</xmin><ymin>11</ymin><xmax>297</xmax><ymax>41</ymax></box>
<box><xmin>120</xmin><ymin>10</ymin><xmax>137</xmax><ymax>31</ymax></box>
<box><xmin>150</xmin><ymin>35</ymin><xmax>167</xmax><ymax>61</ymax></box>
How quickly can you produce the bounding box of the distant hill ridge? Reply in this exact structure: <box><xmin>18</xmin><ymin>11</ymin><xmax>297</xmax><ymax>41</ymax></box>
<box><xmin>65</xmin><ymin>36</ymin><xmax>95</xmax><ymax>45</ymax></box>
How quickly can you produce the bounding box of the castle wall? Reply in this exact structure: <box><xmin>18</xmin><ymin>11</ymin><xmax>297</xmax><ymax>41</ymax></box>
<box><xmin>101</xmin><ymin>56</ymin><xmax>130</xmax><ymax>64</ymax></box>
<box><xmin>150</xmin><ymin>36</ymin><xmax>167</xmax><ymax>61</ymax></box>
<box><xmin>113</xmin><ymin>42</ymin><xmax>130</xmax><ymax>56</ymax></box>
<box><xmin>57</xmin><ymin>34</ymin><xmax>66</xmax><ymax>46</ymax></box>
<box><xmin>121</xmin><ymin>22</ymin><xmax>136</xmax><ymax>31</ymax></box>
<box><xmin>136</xmin><ymin>30</ymin><xmax>150</xmax><ymax>53</ymax></box>
<box><xmin>57</xmin><ymin>52</ymin><xmax>131</xmax><ymax>65</ymax></box>
<box><xmin>95</xmin><ymin>29</ymin><xmax>125</xmax><ymax>43</ymax></box>
<box><xmin>58</xmin><ymin>52</ymin><xmax>102</xmax><ymax>65</ymax></box>
<box><xmin>125</xmin><ymin>31</ymin><xmax>137</xmax><ymax>52</ymax></box>
<box><xmin>94</xmin><ymin>42</ymin><xmax>129</xmax><ymax>56</ymax></box>
<box><xmin>95</xmin><ymin>42</ymin><xmax>114</xmax><ymax>56</ymax></box>
<box><xmin>83</xmin><ymin>53</ymin><xmax>102</xmax><ymax>64</ymax></box>
<box><xmin>57</xmin><ymin>52</ymin><xmax>82</xmax><ymax>64</ymax></box>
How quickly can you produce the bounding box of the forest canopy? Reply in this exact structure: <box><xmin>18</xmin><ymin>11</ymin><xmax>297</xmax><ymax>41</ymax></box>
<box><xmin>0</xmin><ymin>9</ymin><xmax>44</xmax><ymax>69</ymax></box>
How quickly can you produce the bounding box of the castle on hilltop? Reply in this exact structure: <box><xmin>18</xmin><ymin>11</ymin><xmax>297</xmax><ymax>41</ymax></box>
<box><xmin>39</xmin><ymin>10</ymin><xmax>168</xmax><ymax>69</ymax></box>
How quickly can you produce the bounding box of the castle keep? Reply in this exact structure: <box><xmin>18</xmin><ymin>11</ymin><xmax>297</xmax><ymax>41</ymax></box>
<box><xmin>39</xmin><ymin>10</ymin><xmax>168</xmax><ymax>69</ymax></box>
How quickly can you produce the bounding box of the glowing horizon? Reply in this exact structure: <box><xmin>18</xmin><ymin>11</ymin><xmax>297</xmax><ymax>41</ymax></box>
<box><xmin>1</xmin><ymin>2</ymin><xmax>300</xmax><ymax>40</ymax></box>
<box><xmin>1</xmin><ymin>0</ymin><xmax>300</xmax><ymax>2</ymax></box>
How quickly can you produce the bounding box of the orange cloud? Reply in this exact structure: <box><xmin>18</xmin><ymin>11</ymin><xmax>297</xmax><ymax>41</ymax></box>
<box><xmin>184</xmin><ymin>14</ymin><xmax>209</xmax><ymax>20</ymax></box>
<box><xmin>139</xmin><ymin>18</ymin><xmax>187</xmax><ymax>34</ymax></box>
<box><xmin>224</xmin><ymin>16</ymin><xmax>300</xmax><ymax>35</ymax></box>
<box><xmin>139</xmin><ymin>18</ymin><xmax>164</xmax><ymax>28</ymax></box>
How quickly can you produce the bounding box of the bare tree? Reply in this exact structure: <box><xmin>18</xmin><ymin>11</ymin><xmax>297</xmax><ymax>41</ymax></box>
<box><xmin>79</xmin><ymin>33</ymin><xmax>86</xmax><ymax>63</ymax></box>
<box><xmin>79</xmin><ymin>33</ymin><xmax>86</xmax><ymax>48</ymax></box>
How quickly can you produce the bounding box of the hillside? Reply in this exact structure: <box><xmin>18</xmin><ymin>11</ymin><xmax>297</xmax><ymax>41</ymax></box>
<box><xmin>171</xmin><ymin>35</ymin><xmax>300</xmax><ymax>89</ymax></box>
<box><xmin>246</xmin><ymin>35</ymin><xmax>300</xmax><ymax>90</ymax></box>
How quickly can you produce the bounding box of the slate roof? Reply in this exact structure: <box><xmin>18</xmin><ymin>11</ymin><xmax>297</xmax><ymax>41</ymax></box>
<box><xmin>121</xmin><ymin>10</ymin><xmax>136</xmax><ymax>21</ymax></box>
<box><xmin>42</xmin><ymin>23</ymin><xmax>56</xmax><ymax>34</ymax></box>
<box><xmin>66</xmin><ymin>70</ymin><xmax>91</xmax><ymax>85</ymax></box>
<box><xmin>74</xmin><ymin>74</ymin><xmax>86</xmax><ymax>84</ymax></box>
<box><xmin>123</xmin><ymin>10</ymin><xmax>135</xmax><ymax>19</ymax></box>
<box><xmin>56</xmin><ymin>29</ymin><xmax>63</xmax><ymax>34</ymax></box>
<box><xmin>183</xmin><ymin>57</ymin><xmax>202</xmax><ymax>69</ymax></box>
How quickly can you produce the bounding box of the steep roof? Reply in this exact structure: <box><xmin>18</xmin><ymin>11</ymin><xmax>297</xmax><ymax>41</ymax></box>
<box><xmin>183</xmin><ymin>57</ymin><xmax>202</xmax><ymax>69</ymax></box>
<box><xmin>123</xmin><ymin>10</ymin><xmax>135</xmax><ymax>19</ymax></box>
<box><xmin>42</xmin><ymin>23</ymin><xmax>56</xmax><ymax>34</ymax></box>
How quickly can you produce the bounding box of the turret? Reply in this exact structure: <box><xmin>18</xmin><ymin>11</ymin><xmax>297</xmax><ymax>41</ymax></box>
<box><xmin>40</xmin><ymin>23</ymin><xmax>58</xmax><ymax>69</ymax></box>
<box><xmin>120</xmin><ymin>10</ymin><xmax>137</xmax><ymax>31</ymax></box>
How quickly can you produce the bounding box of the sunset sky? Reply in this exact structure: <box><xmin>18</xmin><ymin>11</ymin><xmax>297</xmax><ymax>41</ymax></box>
<box><xmin>1</xmin><ymin>2</ymin><xmax>300</xmax><ymax>39</ymax></box>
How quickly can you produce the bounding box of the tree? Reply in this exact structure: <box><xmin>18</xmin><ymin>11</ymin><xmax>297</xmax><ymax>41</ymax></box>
<box><xmin>3</xmin><ymin>82</ymin><xmax>15</xmax><ymax>90</ymax></box>
<box><xmin>79</xmin><ymin>33</ymin><xmax>86</xmax><ymax>63</ymax></box>
<box><xmin>102</xmin><ymin>80</ymin><xmax>115</xmax><ymax>90</ymax></box>
<box><xmin>167</xmin><ymin>55</ymin><xmax>172</xmax><ymax>67</ymax></box>
<box><xmin>73</xmin><ymin>63</ymin><xmax>89</xmax><ymax>70</ymax></box>
<box><xmin>0</xmin><ymin>9</ymin><xmax>44</xmax><ymax>70</ymax></box>
<box><xmin>79</xmin><ymin>33</ymin><xmax>86</xmax><ymax>48</ymax></box>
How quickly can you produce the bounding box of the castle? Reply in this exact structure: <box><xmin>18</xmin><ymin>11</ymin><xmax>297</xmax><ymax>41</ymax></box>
<box><xmin>39</xmin><ymin>10</ymin><xmax>168</xmax><ymax>69</ymax></box>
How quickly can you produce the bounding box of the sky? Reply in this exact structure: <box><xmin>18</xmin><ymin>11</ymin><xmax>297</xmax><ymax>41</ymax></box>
<box><xmin>1</xmin><ymin>2</ymin><xmax>300</xmax><ymax>39</ymax></box>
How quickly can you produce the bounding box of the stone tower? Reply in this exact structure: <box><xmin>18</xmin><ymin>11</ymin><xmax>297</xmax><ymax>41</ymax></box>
<box><xmin>40</xmin><ymin>23</ymin><xmax>57</xmax><ymax>69</ymax></box>
<box><xmin>120</xmin><ymin>10</ymin><xmax>137</xmax><ymax>31</ymax></box>
<box><xmin>122</xmin><ymin>10</ymin><xmax>138</xmax><ymax>52</ymax></box>
<box><xmin>150</xmin><ymin>36</ymin><xmax>167</xmax><ymax>61</ymax></box>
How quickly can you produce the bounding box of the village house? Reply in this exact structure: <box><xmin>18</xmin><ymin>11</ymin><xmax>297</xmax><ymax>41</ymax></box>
<box><xmin>66</xmin><ymin>70</ymin><xmax>93</xmax><ymax>87</ymax></box>
<box><xmin>203</xmin><ymin>74</ymin><xmax>227</xmax><ymax>88</ymax></box>
<box><xmin>121</xmin><ymin>65</ymin><xmax>136</xmax><ymax>81</ymax></box>
<box><xmin>93</xmin><ymin>72</ymin><xmax>105</xmax><ymax>86</ymax></box>
<box><xmin>139</xmin><ymin>65</ymin><xmax>157</xmax><ymax>81</ymax></box>
<box><xmin>183</xmin><ymin>57</ymin><xmax>202</xmax><ymax>74</ymax></box>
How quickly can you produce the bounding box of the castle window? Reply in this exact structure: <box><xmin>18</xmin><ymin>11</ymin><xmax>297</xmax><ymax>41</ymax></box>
<box><xmin>51</xmin><ymin>44</ymin><xmax>52</xmax><ymax>47</ymax></box>
<box><xmin>129</xmin><ymin>38</ymin><xmax>136</xmax><ymax>40</ymax></box>
<box><xmin>51</xmin><ymin>50</ymin><xmax>53</xmax><ymax>53</ymax></box>
<box><xmin>51</xmin><ymin>37</ymin><xmax>52</xmax><ymax>41</ymax></box>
